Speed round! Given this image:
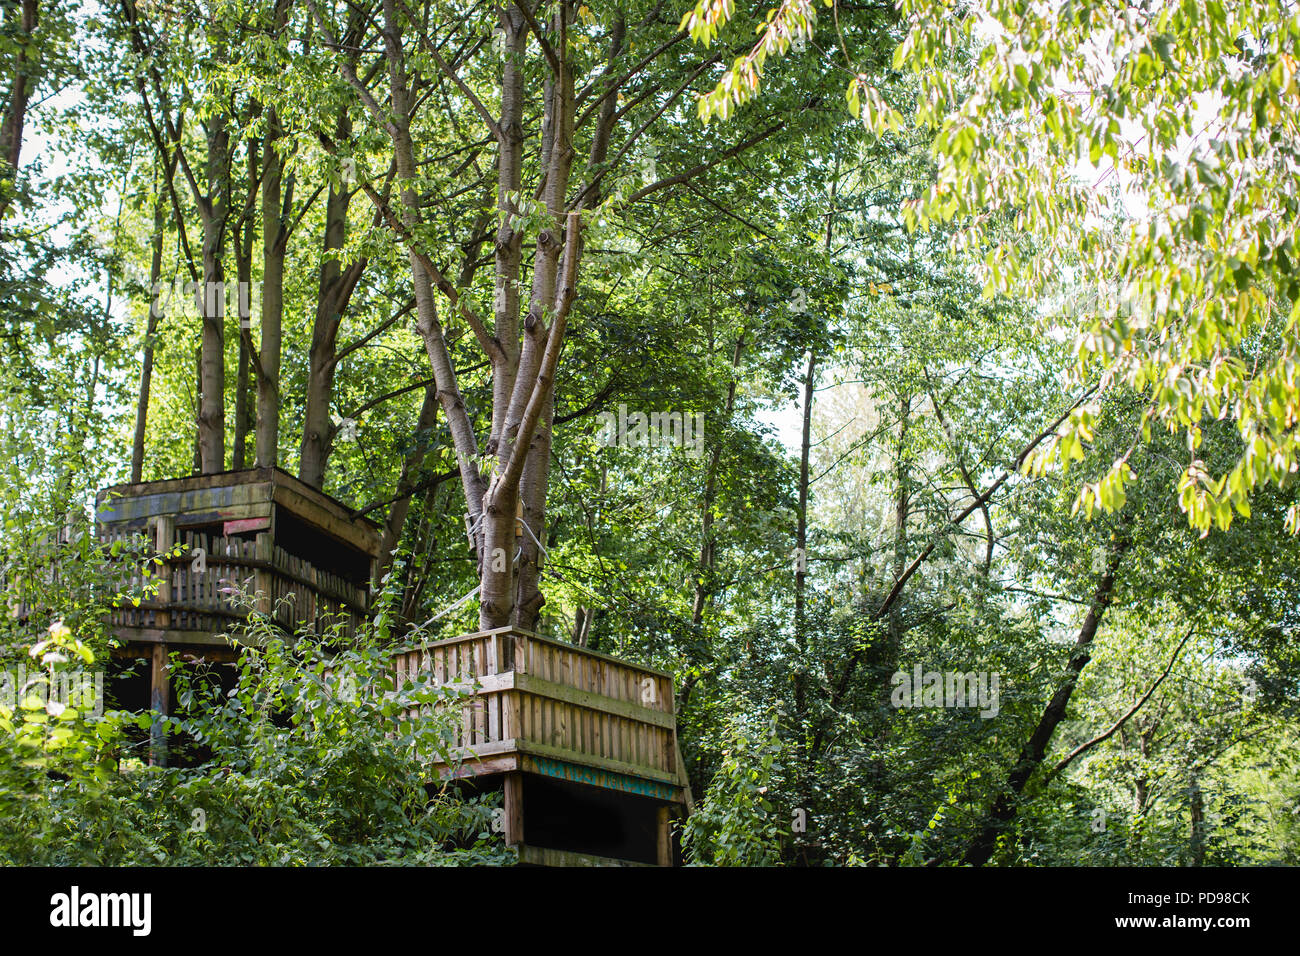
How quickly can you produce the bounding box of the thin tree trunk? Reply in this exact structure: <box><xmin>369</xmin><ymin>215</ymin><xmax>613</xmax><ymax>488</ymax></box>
<box><xmin>256</xmin><ymin>104</ymin><xmax>285</xmax><ymax>468</ymax></box>
<box><xmin>794</xmin><ymin>350</ymin><xmax>816</xmax><ymax>723</ymax></box>
<box><xmin>886</xmin><ymin>394</ymin><xmax>911</xmax><ymax>673</ymax></box>
<box><xmin>1188</xmin><ymin>776</ymin><xmax>1204</xmax><ymax>865</ymax></box>
<box><xmin>191</xmin><ymin>345</ymin><xmax>202</xmax><ymax>475</ymax></box>
<box><xmin>962</xmin><ymin>524</ymin><xmax>1133</xmax><ymax>866</ymax></box>
<box><xmin>691</xmin><ymin>333</ymin><xmax>745</xmax><ymax>628</ymax></box>
<box><xmin>0</xmin><ymin>0</ymin><xmax>37</xmax><ymax>220</ymax></box>
<box><xmin>197</xmin><ymin>104</ymin><xmax>229</xmax><ymax>473</ymax></box>
<box><xmin>678</xmin><ymin>332</ymin><xmax>745</xmax><ymax>711</ymax></box>
<box><xmin>232</xmin><ymin>136</ymin><xmax>257</xmax><ymax>469</ymax></box>
<box><xmin>375</xmin><ymin>384</ymin><xmax>440</xmax><ymax>586</ymax></box>
<box><xmin>131</xmin><ymin>169</ymin><xmax>167</xmax><ymax>483</ymax></box>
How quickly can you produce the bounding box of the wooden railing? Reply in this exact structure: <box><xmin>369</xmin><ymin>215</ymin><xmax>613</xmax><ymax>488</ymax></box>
<box><xmin>392</xmin><ymin>627</ymin><xmax>683</xmax><ymax>790</ymax></box>
<box><xmin>102</xmin><ymin>525</ymin><xmax>368</xmax><ymax>639</ymax></box>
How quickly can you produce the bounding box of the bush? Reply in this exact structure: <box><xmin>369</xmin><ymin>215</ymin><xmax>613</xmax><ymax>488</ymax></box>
<box><xmin>0</xmin><ymin>589</ymin><xmax>512</xmax><ymax>866</ymax></box>
<box><xmin>681</xmin><ymin>713</ymin><xmax>789</xmax><ymax>866</ymax></box>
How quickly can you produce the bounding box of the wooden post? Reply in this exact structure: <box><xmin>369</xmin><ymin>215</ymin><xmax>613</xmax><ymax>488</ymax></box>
<box><xmin>149</xmin><ymin>642</ymin><xmax>170</xmax><ymax>767</ymax></box>
<box><xmin>656</xmin><ymin>806</ymin><xmax>673</xmax><ymax>867</ymax></box>
<box><xmin>503</xmin><ymin>772</ymin><xmax>525</xmax><ymax>848</ymax></box>
<box><xmin>153</xmin><ymin>516</ymin><xmax>174</xmax><ymax>629</ymax></box>
<box><xmin>254</xmin><ymin>531</ymin><xmax>273</xmax><ymax>616</ymax></box>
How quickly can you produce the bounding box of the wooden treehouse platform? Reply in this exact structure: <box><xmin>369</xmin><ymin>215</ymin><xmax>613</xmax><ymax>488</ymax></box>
<box><xmin>393</xmin><ymin>627</ymin><xmax>691</xmax><ymax>866</ymax></box>
<box><xmin>97</xmin><ymin>466</ymin><xmax>382</xmax><ymax>653</ymax></box>
<box><xmin>95</xmin><ymin>467</ymin><xmax>381</xmax><ymax>766</ymax></box>
<box><xmin>92</xmin><ymin>468</ymin><xmax>688</xmax><ymax>865</ymax></box>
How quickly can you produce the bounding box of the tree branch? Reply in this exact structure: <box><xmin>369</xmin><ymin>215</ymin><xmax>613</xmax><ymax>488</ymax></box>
<box><xmin>1044</xmin><ymin>627</ymin><xmax>1195</xmax><ymax>781</ymax></box>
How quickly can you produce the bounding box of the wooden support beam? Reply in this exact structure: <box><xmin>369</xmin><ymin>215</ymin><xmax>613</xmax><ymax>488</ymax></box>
<box><xmin>656</xmin><ymin>806</ymin><xmax>673</xmax><ymax>867</ymax></box>
<box><xmin>149</xmin><ymin>641</ymin><xmax>170</xmax><ymax>767</ymax></box>
<box><xmin>254</xmin><ymin>532</ymin><xmax>273</xmax><ymax>616</ymax></box>
<box><xmin>503</xmin><ymin>772</ymin><xmax>525</xmax><ymax>847</ymax></box>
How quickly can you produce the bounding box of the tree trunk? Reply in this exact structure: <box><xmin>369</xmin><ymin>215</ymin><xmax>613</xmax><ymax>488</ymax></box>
<box><xmin>794</xmin><ymin>350</ymin><xmax>816</xmax><ymax>723</ymax></box>
<box><xmin>962</xmin><ymin>524</ymin><xmax>1133</xmax><ymax>866</ymax></box>
<box><xmin>513</xmin><ymin>11</ymin><xmax>622</xmax><ymax>632</ymax></box>
<box><xmin>475</xmin><ymin>6</ymin><xmax>530</xmax><ymax>629</ymax></box>
<box><xmin>0</xmin><ymin>0</ymin><xmax>37</xmax><ymax>220</ymax></box>
<box><xmin>196</xmin><ymin>105</ymin><xmax>228</xmax><ymax>473</ymax></box>
<box><xmin>191</xmin><ymin>345</ymin><xmax>203</xmax><ymax>475</ymax></box>
<box><xmin>691</xmin><ymin>334</ymin><xmax>745</xmax><ymax>629</ymax></box>
<box><xmin>1188</xmin><ymin>776</ymin><xmax>1204</xmax><ymax>865</ymax></box>
<box><xmin>307</xmin><ymin>0</ymin><xmax>750</xmax><ymax>634</ymax></box>
<box><xmin>887</xmin><ymin>393</ymin><xmax>910</xmax><ymax>671</ymax></box>
<box><xmin>297</xmin><ymin>135</ymin><xmax>356</xmax><ymax>487</ymax></box>
<box><xmin>232</xmin><ymin>136</ymin><xmax>257</xmax><ymax>469</ymax></box>
<box><xmin>374</xmin><ymin>384</ymin><xmax>440</xmax><ymax>586</ymax></box>
<box><xmin>678</xmin><ymin>332</ymin><xmax>745</xmax><ymax>712</ymax></box>
<box><xmin>256</xmin><ymin>104</ymin><xmax>285</xmax><ymax>468</ymax></box>
<box><xmin>130</xmin><ymin>172</ymin><xmax>167</xmax><ymax>483</ymax></box>
<box><xmin>297</xmin><ymin>14</ymin><xmax>365</xmax><ymax>489</ymax></box>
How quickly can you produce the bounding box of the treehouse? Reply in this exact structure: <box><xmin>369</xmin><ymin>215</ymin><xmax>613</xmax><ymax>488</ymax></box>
<box><xmin>96</xmin><ymin>467</ymin><xmax>383</xmax><ymax>761</ymax></box>
<box><xmin>97</xmin><ymin>467</ymin><xmax>381</xmax><ymax>644</ymax></box>
<box><xmin>392</xmin><ymin>627</ymin><xmax>692</xmax><ymax>866</ymax></box>
<box><xmin>94</xmin><ymin>468</ymin><xmax>689</xmax><ymax>865</ymax></box>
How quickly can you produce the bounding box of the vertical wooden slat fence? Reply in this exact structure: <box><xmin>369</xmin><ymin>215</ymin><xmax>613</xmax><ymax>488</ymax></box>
<box><xmin>391</xmin><ymin>627</ymin><xmax>685</xmax><ymax>794</ymax></box>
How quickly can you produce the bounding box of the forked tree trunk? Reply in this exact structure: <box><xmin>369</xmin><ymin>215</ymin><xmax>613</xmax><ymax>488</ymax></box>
<box><xmin>298</xmin><ymin>14</ymin><xmax>366</xmax><ymax>489</ymax></box>
<box><xmin>513</xmin><ymin>12</ymin><xmax>624</xmax><ymax>631</ymax></box>
<box><xmin>309</xmin><ymin>0</ymin><xmax>768</xmax><ymax>632</ymax></box>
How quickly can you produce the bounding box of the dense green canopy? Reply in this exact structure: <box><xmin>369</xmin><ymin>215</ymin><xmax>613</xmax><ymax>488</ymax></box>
<box><xmin>1</xmin><ymin>0</ymin><xmax>1297</xmax><ymax>866</ymax></box>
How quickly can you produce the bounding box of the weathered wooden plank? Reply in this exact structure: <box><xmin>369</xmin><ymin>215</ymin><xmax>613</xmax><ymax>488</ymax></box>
<box><xmin>429</xmin><ymin>753</ymin><xmax>520</xmax><ymax>780</ymax></box>
<box><xmin>504</xmin><ymin>690</ymin><xmax>519</xmax><ymax>741</ymax></box>
<box><xmin>499</xmin><ymin>674</ymin><xmax>676</xmax><ymax>730</ymax></box>
<box><xmin>517</xmin><ymin>746</ymin><xmax>683</xmax><ymax>790</ymax></box>
<box><xmin>488</xmin><ymin>690</ymin><xmax>500</xmax><ymax>743</ymax></box>
<box><xmin>153</xmin><ymin>517</ymin><xmax>174</xmax><ymax>629</ymax></box>
<box><xmin>390</xmin><ymin>627</ymin><xmax>674</xmax><ymax>680</ymax></box>
<box><xmin>516</xmin><ymin>844</ymin><xmax>654</xmax><ymax>868</ymax></box>
<box><xmin>98</xmin><ymin>481</ymin><xmax>273</xmax><ymax>527</ymax></box>
<box><xmin>108</xmin><ymin>626</ymin><xmax>264</xmax><ymax>647</ymax></box>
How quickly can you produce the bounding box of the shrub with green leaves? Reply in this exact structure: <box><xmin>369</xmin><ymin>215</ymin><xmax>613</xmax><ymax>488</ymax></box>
<box><xmin>681</xmin><ymin>713</ymin><xmax>789</xmax><ymax>866</ymax></box>
<box><xmin>0</xmin><ymin>588</ymin><xmax>512</xmax><ymax>866</ymax></box>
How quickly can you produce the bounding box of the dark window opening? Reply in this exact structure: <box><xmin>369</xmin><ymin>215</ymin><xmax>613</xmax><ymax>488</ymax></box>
<box><xmin>273</xmin><ymin>506</ymin><xmax>370</xmax><ymax>588</ymax></box>
<box><xmin>522</xmin><ymin>774</ymin><xmax>660</xmax><ymax>865</ymax></box>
